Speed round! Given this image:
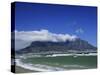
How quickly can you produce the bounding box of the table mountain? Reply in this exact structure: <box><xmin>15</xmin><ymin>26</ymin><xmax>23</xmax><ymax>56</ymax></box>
<box><xmin>15</xmin><ymin>38</ymin><xmax>97</xmax><ymax>54</ymax></box>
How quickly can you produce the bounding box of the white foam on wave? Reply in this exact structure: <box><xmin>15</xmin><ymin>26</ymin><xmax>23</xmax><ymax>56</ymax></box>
<box><xmin>16</xmin><ymin>59</ymin><xmax>66</xmax><ymax>72</ymax></box>
<box><xmin>50</xmin><ymin>53</ymin><xmax>97</xmax><ymax>57</ymax></box>
<box><xmin>16</xmin><ymin>59</ymin><xmax>51</xmax><ymax>71</ymax></box>
<box><xmin>62</xmin><ymin>65</ymin><xmax>87</xmax><ymax>68</ymax></box>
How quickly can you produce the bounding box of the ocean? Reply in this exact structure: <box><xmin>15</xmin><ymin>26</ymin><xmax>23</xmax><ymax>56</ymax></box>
<box><xmin>15</xmin><ymin>55</ymin><xmax>97</xmax><ymax>73</ymax></box>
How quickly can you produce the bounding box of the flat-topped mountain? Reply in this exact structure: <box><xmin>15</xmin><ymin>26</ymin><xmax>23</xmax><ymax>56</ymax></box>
<box><xmin>16</xmin><ymin>38</ymin><xmax>97</xmax><ymax>54</ymax></box>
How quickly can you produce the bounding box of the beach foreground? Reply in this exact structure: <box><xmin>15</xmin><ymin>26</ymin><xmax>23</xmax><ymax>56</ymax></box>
<box><xmin>15</xmin><ymin>55</ymin><xmax>97</xmax><ymax>73</ymax></box>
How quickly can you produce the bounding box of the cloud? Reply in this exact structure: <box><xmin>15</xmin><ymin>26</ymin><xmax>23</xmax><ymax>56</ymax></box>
<box><xmin>75</xmin><ymin>28</ymin><xmax>84</xmax><ymax>34</ymax></box>
<box><xmin>15</xmin><ymin>29</ymin><xmax>77</xmax><ymax>50</ymax></box>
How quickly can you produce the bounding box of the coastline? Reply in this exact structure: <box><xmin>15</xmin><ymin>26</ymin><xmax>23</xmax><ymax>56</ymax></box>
<box><xmin>16</xmin><ymin>59</ymin><xmax>64</xmax><ymax>72</ymax></box>
<box><xmin>15</xmin><ymin>54</ymin><xmax>97</xmax><ymax>73</ymax></box>
<box><xmin>15</xmin><ymin>66</ymin><xmax>38</xmax><ymax>73</ymax></box>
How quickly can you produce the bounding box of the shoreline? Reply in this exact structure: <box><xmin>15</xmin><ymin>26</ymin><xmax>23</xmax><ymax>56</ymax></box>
<box><xmin>15</xmin><ymin>66</ymin><xmax>39</xmax><ymax>73</ymax></box>
<box><xmin>16</xmin><ymin>59</ymin><xmax>66</xmax><ymax>72</ymax></box>
<box><xmin>16</xmin><ymin>59</ymin><xmax>51</xmax><ymax>72</ymax></box>
<box><xmin>15</xmin><ymin>55</ymin><xmax>97</xmax><ymax>72</ymax></box>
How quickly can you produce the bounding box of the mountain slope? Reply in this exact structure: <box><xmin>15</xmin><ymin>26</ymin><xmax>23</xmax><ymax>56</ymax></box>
<box><xmin>16</xmin><ymin>38</ymin><xmax>97</xmax><ymax>54</ymax></box>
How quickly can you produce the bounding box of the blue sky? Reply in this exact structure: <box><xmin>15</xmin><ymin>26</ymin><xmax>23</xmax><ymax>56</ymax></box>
<box><xmin>15</xmin><ymin>2</ymin><xmax>97</xmax><ymax>46</ymax></box>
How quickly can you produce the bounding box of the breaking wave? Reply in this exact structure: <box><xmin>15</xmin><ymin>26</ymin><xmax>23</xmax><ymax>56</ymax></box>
<box><xmin>16</xmin><ymin>59</ymin><xmax>66</xmax><ymax>72</ymax></box>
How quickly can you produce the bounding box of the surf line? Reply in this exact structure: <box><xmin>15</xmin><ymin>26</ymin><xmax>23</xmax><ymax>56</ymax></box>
<box><xmin>15</xmin><ymin>59</ymin><xmax>65</xmax><ymax>72</ymax></box>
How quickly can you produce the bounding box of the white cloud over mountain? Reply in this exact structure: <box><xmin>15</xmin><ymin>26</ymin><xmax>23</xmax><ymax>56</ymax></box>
<box><xmin>15</xmin><ymin>29</ymin><xmax>77</xmax><ymax>50</ymax></box>
<box><xmin>75</xmin><ymin>28</ymin><xmax>84</xmax><ymax>34</ymax></box>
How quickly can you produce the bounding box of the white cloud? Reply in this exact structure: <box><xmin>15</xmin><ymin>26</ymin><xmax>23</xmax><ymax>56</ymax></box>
<box><xmin>15</xmin><ymin>29</ymin><xmax>77</xmax><ymax>50</ymax></box>
<box><xmin>75</xmin><ymin>28</ymin><xmax>84</xmax><ymax>34</ymax></box>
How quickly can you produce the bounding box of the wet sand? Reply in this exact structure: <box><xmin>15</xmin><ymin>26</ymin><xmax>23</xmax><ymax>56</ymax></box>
<box><xmin>15</xmin><ymin>66</ymin><xmax>39</xmax><ymax>73</ymax></box>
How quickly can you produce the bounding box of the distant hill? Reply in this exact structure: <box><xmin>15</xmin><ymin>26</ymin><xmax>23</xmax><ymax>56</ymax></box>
<box><xmin>15</xmin><ymin>38</ymin><xmax>97</xmax><ymax>54</ymax></box>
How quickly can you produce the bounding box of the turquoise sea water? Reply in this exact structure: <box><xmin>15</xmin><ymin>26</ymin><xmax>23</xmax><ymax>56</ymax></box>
<box><xmin>22</xmin><ymin>56</ymin><xmax>97</xmax><ymax>70</ymax></box>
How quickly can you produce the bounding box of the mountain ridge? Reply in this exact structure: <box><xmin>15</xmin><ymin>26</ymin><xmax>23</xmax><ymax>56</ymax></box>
<box><xmin>15</xmin><ymin>38</ymin><xmax>97</xmax><ymax>54</ymax></box>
